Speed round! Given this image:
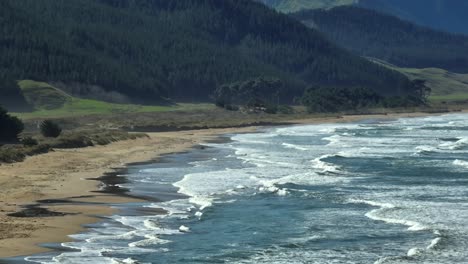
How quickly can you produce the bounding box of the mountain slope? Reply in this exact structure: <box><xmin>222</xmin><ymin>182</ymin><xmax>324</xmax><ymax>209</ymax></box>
<box><xmin>258</xmin><ymin>0</ymin><xmax>468</xmax><ymax>35</ymax></box>
<box><xmin>0</xmin><ymin>0</ymin><xmax>414</xmax><ymax>107</ymax></box>
<box><xmin>255</xmin><ymin>0</ymin><xmax>356</xmax><ymax>13</ymax></box>
<box><xmin>369</xmin><ymin>59</ymin><xmax>468</xmax><ymax>96</ymax></box>
<box><xmin>293</xmin><ymin>6</ymin><xmax>468</xmax><ymax>73</ymax></box>
<box><xmin>358</xmin><ymin>0</ymin><xmax>468</xmax><ymax>35</ymax></box>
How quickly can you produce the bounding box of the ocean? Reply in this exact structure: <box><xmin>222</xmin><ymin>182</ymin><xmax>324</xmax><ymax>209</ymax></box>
<box><xmin>22</xmin><ymin>113</ymin><xmax>468</xmax><ymax>264</ymax></box>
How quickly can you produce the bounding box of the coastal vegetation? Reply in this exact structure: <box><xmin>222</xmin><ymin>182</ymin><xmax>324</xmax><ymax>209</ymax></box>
<box><xmin>0</xmin><ymin>127</ymin><xmax>147</xmax><ymax>163</ymax></box>
<box><xmin>40</xmin><ymin>120</ymin><xmax>62</xmax><ymax>138</ymax></box>
<box><xmin>0</xmin><ymin>106</ymin><xmax>24</xmax><ymax>142</ymax></box>
<box><xmin>300</xmin><ymin>85</ymin><xmax>426</xmax><ymax>113</ymax></box>
<box><xmin>213</xmin><ymin>77</ymin><xmax>283</xmax><ymax>111</ymax></box>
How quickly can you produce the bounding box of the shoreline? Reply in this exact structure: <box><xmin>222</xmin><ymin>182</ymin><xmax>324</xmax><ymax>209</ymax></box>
<box><xmin>0</xmin><ymin>110</ymin><xmax>463</xmax><ymax>259</ymax></box>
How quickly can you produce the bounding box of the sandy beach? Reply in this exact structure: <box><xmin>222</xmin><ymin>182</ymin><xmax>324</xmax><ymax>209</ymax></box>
<box><xmin>0</xmin><ymin>111</ymin><xmax>455</xmax><ymax>259</ymax></box>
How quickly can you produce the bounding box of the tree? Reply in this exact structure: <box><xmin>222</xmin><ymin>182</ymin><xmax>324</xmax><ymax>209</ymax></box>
<box><xmin>301</xmin><ymin>86</ymin><xmax>382</xmax><ymax>113</ymax></box>
<box><xmin>0</xmin><ymin>106</ymin><xmax>24</xmax><ymax>142</ymax></box>
<box><xmin>410</xmin><ymin>79</ymin><xmax>431</xmax><ymax>103</ymax></box>
<box><xmin>40</xmin><ymin>120</ymin><xmax>62</xmax><ymax>138</ymax></box>
<box><xmin>213</xmin><ymin>77</ymin><xmax>283</xmax><ymax>109</ymax></box>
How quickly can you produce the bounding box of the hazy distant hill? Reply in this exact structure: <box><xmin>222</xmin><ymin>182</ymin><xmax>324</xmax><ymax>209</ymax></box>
<box><xmin>258</xmin><ymin>0</ymin><xmax>468</xmax><ymax>35</ymax></box>
<box><xmin>0</xmin><ymin>0</ymin><xmax>414</xmax><ymax>108</ymax></box>
<box><xmin>358</xmin><ymin>0</ymin><xmax>468</xmax><ymax>35</ymax></box>
<box><xmin>293</xmin><ymin>6</ymin><xmax>468</xmax><ymax>73</ymax></box>
<box><xmin>255</xmin><ymin>0</ymin><xmax>356</xmax><ymax>13</ymax></box>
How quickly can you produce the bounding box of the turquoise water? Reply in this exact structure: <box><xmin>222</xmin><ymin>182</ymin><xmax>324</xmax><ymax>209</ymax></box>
<box><xmin>24</xmin><ymin>113</ymin><xmax>468</xmax><ymax>263</ymax></box>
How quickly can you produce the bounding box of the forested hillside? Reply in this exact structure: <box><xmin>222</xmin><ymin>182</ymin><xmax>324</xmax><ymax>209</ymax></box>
<box><xmin>358</xmin><ymin>0</ymin><xmax>468</xmax><ymax>35</ymax></box>
<box><xmin>293</xmin><ymin>6</ymin><xmax>468</xmax><ymax>73</ymax></box>
<box><xmin>0</xmin><ymin>0</ymin><xmax>415</xmax><ymax>108</ymax></box>
<box><xmin>258</xmin><ymin>0</ymin><xmax>468</xmax><ymax>35</ymax></box>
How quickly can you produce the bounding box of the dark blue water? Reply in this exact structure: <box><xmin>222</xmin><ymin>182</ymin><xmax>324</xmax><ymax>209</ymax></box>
<box><xmin>24</xmin><ymin>113</ymin><xmax>468</xmax><ymax>263</ymax></box>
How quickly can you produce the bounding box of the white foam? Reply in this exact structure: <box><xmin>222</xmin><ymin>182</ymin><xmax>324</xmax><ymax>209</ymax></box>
<box><xmin>128</xmin><ymin>235</ymin><xmax>170</xmax><ymax>248</ymax></box>
<box><xmin>281</xmin><ymin>142</ymin><xmax>308</xmax><ymax>151</ymax></box>
<box><xmin>179</xmin><ymin>225</ymin><xmax>190</xmax><ymax>232</ymax></box>
<box><xmin>322</xmin><ymin>135</ymin><xmax>344</xmax><ymax>146</ymax></box>
<box><xmin>195</xmin><ymin>211</ymin><xmax>203</xmax><ymax>218</ymax></box>
<box><xmin>277</xmin><ymin>188</ymin><xmax>289</xmax><ymax>196</ymax></box>
<box><xmin>351</xmin><ymin>199</ymin><xmax>429</xmax><ymax>232</ymax></box>
<box><xmin>453</xmin><ymin>159</ymin><xmax>468</xmax><ymax>168</ymax></box>
<box><xmin>439</xmin><ymin>137</ymin><xmax>468</xmax><ymax>150</ymax></box>
<box><xmin>111</xmin><ymin>258</ymin><xmax>139</xmax><ymax>264</ymax></box>
<box><xmin>407</xmin><ymin>247</ymin><xmax>423</xmax><ymax>257</ymax></box>
<box><xmin>311</xmin><ymin>155</ymin><xmax>341</xmax><ymax>174</ymax></box>
<box><xmin>415</xmin><ymin>146</ymin><xmax>438</xmax><ymax>155</ymax></box>
<box><xmin>349</xmin><ymin>199</ymin><xmax>396</xmax><ymax>209</ymax></box>
<box><xmin>366</xmin><ymin>209</ymin><xmax>429</xmax><ymax>232</ymax></box>
<box><xmin>427</xmin><ymin>237</ymin><xmax>442</xmax><ymax>250</ymax></box>
<box><xmin>85</xmin><ymin>231</ymin><xmax>137</xmax><ymax>243</ymax></box>
<box><xmin>189</xmin><ymin>196</ymin><xmax>213</xmax><ymax>210</ymax></box>
<box><xmin>143</xmin><ymin>219</ymin><xmax>161</xmax><ymax>230</ymax></box>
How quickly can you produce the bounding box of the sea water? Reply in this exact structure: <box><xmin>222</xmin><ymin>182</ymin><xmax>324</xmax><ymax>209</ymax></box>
<box><xmin>23</xmin><ymin>113</ymin><xmax>468</xmax><ymax>263</ymax></box>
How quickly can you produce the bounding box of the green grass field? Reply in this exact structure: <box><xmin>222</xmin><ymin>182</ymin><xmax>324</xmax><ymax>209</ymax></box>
<box><xmin>368</xmin><ymin>58</ymin><xmax>468</xmax><ymax>103</ymax></box>
<box><xmin>14</xmin><ymin>80</ymin><xmax>214</xmax><ymax>119</ymax></box>
<box><xmin>429</xmin><ymin>93</ymin><xmax>468</xmax><ymax>102</ymax></box>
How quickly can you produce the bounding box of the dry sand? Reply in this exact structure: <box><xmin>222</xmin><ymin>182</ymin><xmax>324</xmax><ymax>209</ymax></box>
<box><xmin>0</xmin><ymin>111</ymin><xmax>456</xmax><ymax>258</ymax></box>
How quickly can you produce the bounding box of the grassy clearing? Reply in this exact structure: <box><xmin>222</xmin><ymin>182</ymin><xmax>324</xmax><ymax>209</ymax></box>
<box><xmin>14</xmin><ymin>80</ymin><xmax>214</xmax><ymax>119</ymax></box>
<box><xmin>19</xmin><ymin>80</ymin><xmax>71</xmax><ymax>110</ymax></box>
<box><xmin>429</xmin><ymin>93</ymin><xmax>468</xmax><ymax>102</ymax></box>
<box><xmin>401</xmin><ymin>68</ymin><xmax>468</xmax><ymax>96</ymax></box>
<box><xmin>369</xmin><ymin>58</ymin><xmax>468</xmax><ymax>102</ymax></box>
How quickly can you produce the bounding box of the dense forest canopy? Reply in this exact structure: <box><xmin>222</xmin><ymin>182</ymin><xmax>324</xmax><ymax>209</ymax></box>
<box><xmin>0</xmin><ymin>106</ymin><xmax>24</xmax><ymax>142</ymax></box>
<box><xmin>293</xmin><ymin>6</ymin><xmax>468</xmax><ymax>73</ymax></box>
<box><xmin>0</xmin><ymin>77</ymin><xmax>30</xmax><ymax>111</ymax></box>
<box><xmin>0</xmin><ymin>0</ymin><xmax>415</xmax><ymax>107</ymax></box>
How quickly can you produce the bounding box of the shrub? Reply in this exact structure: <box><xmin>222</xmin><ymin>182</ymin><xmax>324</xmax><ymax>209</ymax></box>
<box><xmin>224</xmin><ymin>104</ymin><xmax>239</xmax><ymax>111</ymax></box>
<box><xmin>277</xmin><ymin>105</ymin><xmax>294</xmax><ymax>114</ymax></box>
<box><xmin>21</xmin><ymin>136</ymin><xmax>38</xmax><ymax>147</ymax></box>
<box><xmin>26</xmin><ymin>144</ymin><xmax>51</xmax><ymax>156</ymax></box>
<box><xmin>264</xmin><ymin>104</ymin><xmax>278</xmax><ymax>114</ymax></box>
<box><xmin>54</xmin><ymin>134</ymin><xmax>93</xmax><ymax>148</ymax></box>
<box><xmin>40</xmin><ymin>120</ymin><xmax>62</xmax><ymax>138</ymax></box>
<box><xmin>0</xmin><ymin>147</ymin><xmax>25</xmax><ymax>163</ymax></box>
<box><xmin>0</xmin><ymin>106</ymin><xmax>24</xmax><ymax>141</ymax></box>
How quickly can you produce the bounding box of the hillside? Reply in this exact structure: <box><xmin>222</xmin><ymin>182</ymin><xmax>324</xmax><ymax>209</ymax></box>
<box><xmin>255</xmin><ymin>0</ymin><xmax>356</xmax><ymax>13</ymax></box>
<box><xmin>358</xmin><ymin>0</ymin><xmax>468</xmax><ymax>35</ymax></box>
<box><xmin>293</xmin><ymin>6</ymin><xmax>468</xmax><ymax>73</ymax></box>
<box><xmin>258</xmin><ymin>0</ymin><xmax>468</xmax><ymax>35</ymax></box>
<box><xmin>0</xmin><ymin>0</ymin><xmax>415</xmax><ymax>109</ymax></box>
<box><xmin>369</xmin><ymin>59</ymin><xmax>468</xmax><ymax>103</ymax></box>
<box><xmin>13</xmin><ymin>80</ymin><xmax>212</xmax><ymax>119</ymax></box>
